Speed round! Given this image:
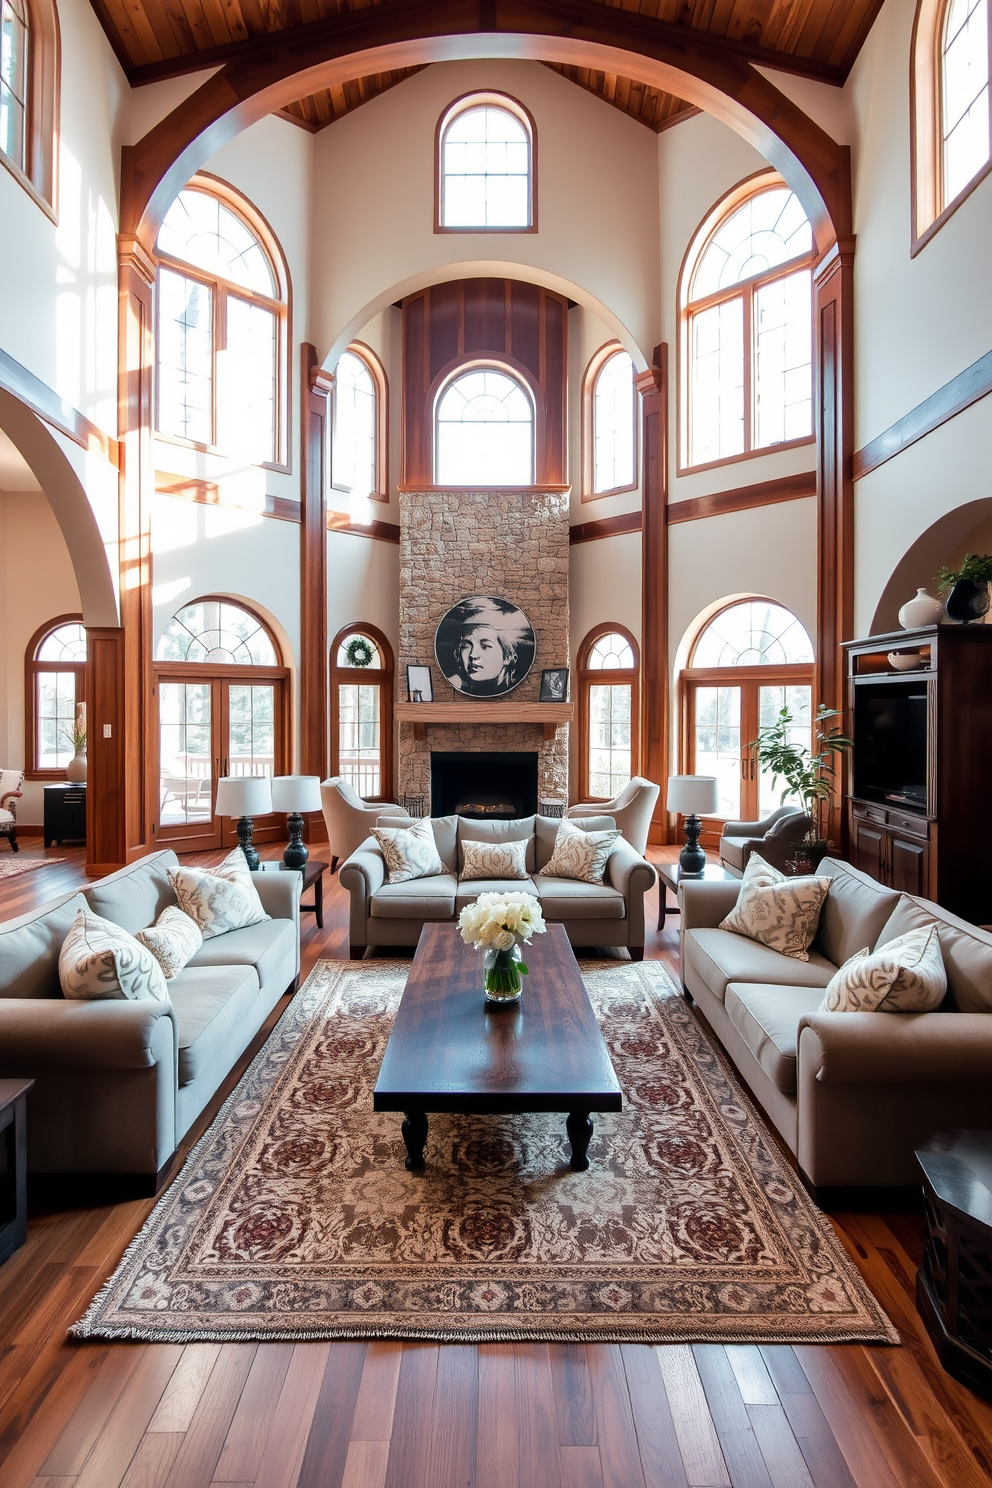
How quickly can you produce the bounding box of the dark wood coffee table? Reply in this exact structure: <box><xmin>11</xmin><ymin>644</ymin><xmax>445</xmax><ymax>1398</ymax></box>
<box><xmin>373</xmin><ymin>922</ymin><xmax>622</xmax><ymax>1172</ymax></box>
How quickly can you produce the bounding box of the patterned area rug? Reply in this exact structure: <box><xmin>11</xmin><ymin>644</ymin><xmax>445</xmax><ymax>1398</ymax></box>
<box><xmin>74</xmin><ymin>959</ymin><xmax>897</xmax><ymax>1345</ymax></box>
<box><xmin>0</xmin><ymin>855</ymin><xmax>66</xmax><ymax>879</ymax></box>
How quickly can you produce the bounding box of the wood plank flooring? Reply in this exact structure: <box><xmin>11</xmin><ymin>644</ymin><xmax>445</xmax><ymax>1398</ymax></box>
<box><xmin>1</xmin><ymin>837</ymin><xmax>991</xmax><ymax>1488</ymax></box>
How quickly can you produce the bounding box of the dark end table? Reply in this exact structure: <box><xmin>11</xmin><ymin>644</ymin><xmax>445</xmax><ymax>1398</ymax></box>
<box><xmin>0</xmin><ymin>1079</ymin><xmax>34</xmax><ymax>1265</ymax></box>
<box><xmin>257</xmin><ymin>858</ymin><xmax>327</xmax><ymax>928</ymax></box>
<box><xmin>656</xmin><ymin>860</ymin><xmax>741</xmax><ymax>931</ymax></box>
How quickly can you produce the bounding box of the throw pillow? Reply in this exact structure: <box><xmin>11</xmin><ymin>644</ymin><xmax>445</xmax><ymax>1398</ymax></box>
<box><xmin>136</xmin><ymin>905</ymin><xmax>203</xmax><ymax>979</ymax></box>
<box><xmin>60</xmin><ymin>909</ymin><xmax>171</xmax><ymax>1002</ymax></box>
<box><xmin>819</xmin><ymin>925</ymin><xmax>947</xmax><ymax>1013</ymax></box>
<box><xmin>543</xmin><ymin>817</ymin><xmax>620</xmax><ymax>885</ymax></box>
<box><xmin>168</xmin><ymin>847</ymin><xmax>269</xmax><ymax>940</ymax></box>
<box><xmin>459</xmin><ymin>837</ymin><xmax>529</xmax><ymax>882</ymax></box>
<box><xmin>372</xmin><ymin>817</ymin><xmax>444</xmax><ymax>884</ymax></box>
<box><xmin>719</xmin><ymin>851</ymin><xmax>831</xmax><ymax>962</ymax></box>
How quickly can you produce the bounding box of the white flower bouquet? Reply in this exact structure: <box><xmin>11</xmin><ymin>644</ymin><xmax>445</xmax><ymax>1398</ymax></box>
<box><xmin>458</xmin><ymin>890</ymin><xmax>546</xmax><ymax>1001</ymax></box>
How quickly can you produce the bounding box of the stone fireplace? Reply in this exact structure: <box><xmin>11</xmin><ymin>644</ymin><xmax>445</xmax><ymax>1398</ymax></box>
<box><xmin>398</xmin><ymin>488</ymin><xmax>570</xmax><ymax>810</ymax></box>
<box><xmin>431</xmin><ymin>751</ymin><xmax>539</xmax><ymax>819</ymax></box>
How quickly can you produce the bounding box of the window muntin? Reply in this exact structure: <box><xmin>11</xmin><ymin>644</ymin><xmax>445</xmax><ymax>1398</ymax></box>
<box><xmin>435</xmin><ymin>368</ymin><xmax>534</xmax><ymax>486</ymax></box>
<box><xmin>578</xmin><ymin>625</ymin><xmax>639</xmax><ymax>801</ymax></box>
<box><xmin>333</xmin><ymin>350</ymin><xmax>378</xmax><ymax>500</ymax></box>
<box><xmin>588</xmin><ymin>631</ymin><xmax>636</xmax><ymax>670</ymax></box>
<box><xmin>439</xmin><ymin>96</ymin><xmax>533</xmax><ymax>229</ymax></box>
<box><xmin>37</xmin><ymin>622</ymin><xmax>87</xmax><ymax>663</ymax></box>
<box><xmin>682</xmin><ymin>183</ymin><xmax>814</xmax><ymax>469</ymax></box>
<box><xmin>157</xmin><ymin>191</ymin><xmax>276</xmax><ymax>296</ymax></box>
<box><xmin>592</xmin><ymin>350</ymin><xmax>635</xmax><ymax>494</ymax></box>
<box><xmin>691</xmin><ymin>600</ymin><xmax>814</xmax><ymax>669</ymax></box>
<box><xmin>156</xmin><ymin>599</ymin><xmax>278</xmax><ymax>667</ymax></box>
<box><xmin>336</xmin><ymin>634</ymin><xmax>383</xmax><ymax>669</ymax></box>
<box><xmin>331</xmin><ymin>627</ymin><xmax>393</xmax><ymax>802</ymax></box>
<box><xmin>942</xmin><ymin>0</ymin><xmax>991</xmax><ymax>204</ymax></box>
<box><xmin>158</xmin><ymin>269</ymin><xmax>213</xmax><ymax>447</ymax></box>
<box><xmin>1</xmin><ymin>0</ymin><xmax>28</xmax><ymax>171</ymax></box>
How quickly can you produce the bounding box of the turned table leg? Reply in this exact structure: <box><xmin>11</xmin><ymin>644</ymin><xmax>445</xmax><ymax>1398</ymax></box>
<box><xmin>402</xmin><ymin>1111</ymin><xmax>428</xmax><ymax>1171</ymax></box>
<box><xmin>566</xmin><ymin>1112</ymin><xmax>593</xmax><ymax>1171</ymax></box>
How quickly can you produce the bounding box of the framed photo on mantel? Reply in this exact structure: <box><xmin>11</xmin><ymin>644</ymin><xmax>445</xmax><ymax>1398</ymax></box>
<box><xmin>540</xmin><ymin>667</ymin><xmax>569</xmax><ymax>702</ymax></box>
<box><xmin>407</xmin><ymin>665</ymin><xmax>434</xmax><ymax>703</ymax></box>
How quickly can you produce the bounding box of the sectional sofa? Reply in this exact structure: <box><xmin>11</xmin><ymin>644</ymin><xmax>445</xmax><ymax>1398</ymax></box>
<box><xmin>0</xmin><ymin>850</ymin><xmax>300</xmax><ymax>1189</ymax></box>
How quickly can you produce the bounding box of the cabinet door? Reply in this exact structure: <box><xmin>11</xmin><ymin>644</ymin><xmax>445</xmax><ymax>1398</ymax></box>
<box><xmin>889</xmin><ymin>833</ymin><xmax>929</xmax><ymax>897</ymax></box>
<box><xmin>852</xmin><ymin>821</ymin><xmax>886</xmax><ymax>883</ymax></box>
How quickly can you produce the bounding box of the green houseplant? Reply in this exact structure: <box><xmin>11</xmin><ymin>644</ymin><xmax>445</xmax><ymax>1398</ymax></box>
<box><xmin>936</xmin><ymin>553</ymin><xmax>992</xmax><ymax>624</ymax></box>
<box><xmin>749</xmin><ymin>705</ymin><xmax>852</xmax><ymax>870</ymax></box>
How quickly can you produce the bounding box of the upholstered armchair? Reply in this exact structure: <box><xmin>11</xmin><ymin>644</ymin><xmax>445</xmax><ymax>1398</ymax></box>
<box><xmin>320</xmin><ymin>776</ymin><xmax>406</xmax><ymax>871</ymax></box>
<box><xmin>567</xmin><ymin>777</ymin><xmax>660</xmax><ymax>856</ymax></box>
<box><xmin>719</xmin><ymin>806</ymin><xmax>812</xmax><ymax>874</ymax></box>
<box><xmin>0</xmin><ymin>769</ymin><xmax>24</xmax><ymax>853</ymax></box>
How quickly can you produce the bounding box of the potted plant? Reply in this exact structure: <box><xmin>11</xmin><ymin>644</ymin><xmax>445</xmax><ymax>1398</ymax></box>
<box><xmin>62</xmin><ymin>702</ymin><xmax>87</xmax><ymax>783</ymax></box>
<box><xmin>749</xmin><ymin>705</ymin><xmax>853</xmax><ymax>872</ymax></box>
<box><xmin>936</xmin><ymin>553</ymin><xmax>992</xmax><ymax>624</ymax></box>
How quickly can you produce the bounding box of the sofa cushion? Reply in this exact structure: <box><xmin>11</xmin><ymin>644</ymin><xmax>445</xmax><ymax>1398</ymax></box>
<box><xmin>684</xmin><ymin>927</ymin><xmax>836</xmax><ymax>1005</ymax></box>
<box><xmin>719</xmin><ymin>853</ymin><xmax>830</xmax><ymax>961</ymax></box>
<box><xmin>875</xmin><ymin>896</ymin><xmax>992</xmax><ymax>1012</ymax></box>
<box><xmin>458</xmin><ymin>816</ymin><xmax>536</xmax><ymax>873</ymax></box>
<box><xmin>187</xmin><ymin>918</ymin><xmax>297</xmax><ymax>995</ymax></box>
<box><xmin>820</xmin><ymin>925</ymin><xmax>947</xmax><ymax>1013</ymax></box>
<box><xmin>137</xmin><ymin>906</ymin><xmax>202</xmax><ymax>980</ymax></box>
<box><xmin>168</xmin><ymin>963</ymin><xmax>260</xmax><ymax>1085</ymax></box>
<box><xmin>535</xmin><ymin>814</ymin><xmax>615</xmax><ymax>871</ymax></box>
<box><xmin>543</xmin><ymin>818</ymin><xmax>620</xmax><ymax>885</ymax></box>
<box><xmin>533</xmin><ymin>874</ymin><xmax>626</xmax><ymax>920</ymax></box>
<box><xmin>59</xmin><ymin>909</ymin><xmax>171</xmax><ymax>1003</ymax></box>
<box><xmin>725</xmin><ymin>983</ymin><xmax>826</xmax><ymax>1095</ymax></box>
<box><xmin>372</xmin><ymin>818</ymin><xmax>444</xmax><ymax>883</ymax></box>
<box><xmin>84</xmin><ymin>851</ymin><xmax>180</xmax><ymax>936</ymax></box>
<box><xmin>370</xmin><ymin>873</ymin><xmax>457</xmax><ymax>920</ymax></box>
<box><xmin>0</xmin><ymin>892</ymin><xmax>88</xmax><ymax>999</ymax></box>
<box><xmin>169</xmin><ymin>851</ymin><xmax>270</xmax><ymax>939</ymax></box>
<box><xmin>813</xmin><ymin>857</ymin><xmax>901</xmax><ymax>967</ymax></box>
<box><xmin>460</xmin><ymin>837</ymin><xmax>529</xmax><ymax>882</ymax></box>
<box><xmin>455</xmin><ymin>876</ymin><xmax>539</xmax><ymax>913</ymax></box>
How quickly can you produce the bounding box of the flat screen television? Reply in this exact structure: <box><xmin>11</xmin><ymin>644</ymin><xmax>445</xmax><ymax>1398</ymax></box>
<box><xmin>853</xmin><ymin>681</ymin><xmax>929</xmax><ymax>810</ymax></box>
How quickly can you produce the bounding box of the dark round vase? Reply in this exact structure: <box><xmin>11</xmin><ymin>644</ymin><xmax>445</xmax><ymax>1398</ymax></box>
<box><xmin>945</xmin><ymin>579</ymin><xmax>991</xmax><ymax>624</ymax></box>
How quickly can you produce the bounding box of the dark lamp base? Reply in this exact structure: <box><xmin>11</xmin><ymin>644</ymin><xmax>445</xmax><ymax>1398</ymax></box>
<box><xmin>679</xmin><ymin>813</ymin><xmax>707</xmax><ymax>876</ymax></box>
<box><xmin>283</xmin><ymin>812</ymin><xmax>309</xmax><ymax>869</ymax></box>
<box><xmin>237</xmin><ymin>816</ymin><xmax>260</xmax><ymax>872</ymax></box>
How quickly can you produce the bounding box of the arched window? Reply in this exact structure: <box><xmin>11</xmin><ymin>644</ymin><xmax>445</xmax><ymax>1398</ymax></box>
<box><xmin>332</xmin><ymin>345</ymin><xmax>387</xmax><ymax>504</ymax></box>
<box><xmin>681</xmin><ymin>599</ymin><xmax>814</xmax><ymax>825</ymax></box>
<box><xmin>155</xmin><ymin>180</ymin><xmax>289</xmax><ymax>467</ymax></box>
<box><xmin>331</xmin><ymin>626</ymin><xmax>394</xmax><ymax>802</ymax></box>
<box><xmin>577</xmin><ymin>626</ymin><xmax>639</xmax><ymax>802</ymax></box>
<box><xmin>1</xmin><ymin>0</ymin><xmax>28</xmax><ymax>173</ymax></box>
<box><xmin>913</xmin><ymin>0</ymin><xmax>992</xmax><ymax>244</ymax></box>
<box><xmin>25</xmin><ymin>617</ymin><xmax>86</xmax><ymax>778</ymax></box>
<box><xmin>583</xmin><ymin>344</ymin><xmax>636</xmax><ymax>498</ymax></box>
<box><xmin>0</xmin><ymin>0</ymin><xmax>58</xmax><ymax>211</ymax></box>
<box><xmin>154</xmin><ymin>598</ymin><xmax>288</xmax><ymax>850</ymax></box>
<box><xmin>679</xmin><ymin>177</ymin><xmax>814</xmax><ymax>471</ymax></box>
<box><xmin>437</xmin><ymin>93</ymin><xmax>535</xmax><ymax>230</ymax></box>
<box><xmin>435</xmin><ymin>367</ymin><xmax>534</xmax><ymax>486</ymax></box>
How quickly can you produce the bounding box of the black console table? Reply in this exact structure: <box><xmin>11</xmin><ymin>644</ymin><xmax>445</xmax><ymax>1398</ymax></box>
<box><xmin>43</xmin><ymin>783</ymin><xmax>87</xmax><ymax>846</ymax></box>
<box><xmin>0</xmin><ymin>1080</ymin><xmax>34</xmax><ymax>1265</ymax></box>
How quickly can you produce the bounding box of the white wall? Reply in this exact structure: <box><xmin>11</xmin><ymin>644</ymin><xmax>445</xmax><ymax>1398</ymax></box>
<box><xmin>327</xmin><ymin>532</ymin><xmax>400</xmax><ymax>662</ymax></box>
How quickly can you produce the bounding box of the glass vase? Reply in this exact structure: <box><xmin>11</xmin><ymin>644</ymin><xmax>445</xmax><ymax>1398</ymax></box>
<box><xmin>483</xmin><ymin>943</ymin><xmax>526</xmax><ymax>1004</ymax></box>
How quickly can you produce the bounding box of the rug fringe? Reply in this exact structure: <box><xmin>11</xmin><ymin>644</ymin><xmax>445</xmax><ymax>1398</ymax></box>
<box><xmin>70</xmin><ymin>1321</ymin><xmax>900</xmax><ymax>1345</ymax></box>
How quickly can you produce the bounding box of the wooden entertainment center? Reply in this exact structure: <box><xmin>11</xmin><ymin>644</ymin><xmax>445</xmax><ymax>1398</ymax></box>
<box><xmin>843</xmin><ymin>625</ymin><xmax>992</xmax><ymax>924</ymax></box>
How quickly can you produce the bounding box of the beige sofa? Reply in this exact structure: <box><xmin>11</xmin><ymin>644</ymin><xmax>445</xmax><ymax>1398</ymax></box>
<box><xmin>340</xmin><ymin>813</ymin><xmax>656</xmax><ymax>960</ymax></box>
<box><xmin>0</xmin><ymin>850</ymin><xmax>300</xmax><ymax>1189</ymax></box>
<box><xmin>679</xmin><ymin>856</ymin><xmax>992</xmax><ymax>1196</ymax></box>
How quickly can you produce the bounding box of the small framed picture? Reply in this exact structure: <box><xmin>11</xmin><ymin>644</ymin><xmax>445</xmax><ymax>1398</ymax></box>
<box><xmin>407</xmin><ymin>665</ymin><xmax>434</xmax><ymax>703</ymax></box>
<box><xmin>540</xmin><ymin>667</ymin><xmax>569</xmax><ymax>702</ymax></box>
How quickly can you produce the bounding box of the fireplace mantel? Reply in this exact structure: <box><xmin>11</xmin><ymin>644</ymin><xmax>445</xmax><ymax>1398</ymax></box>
<box><xmin>395</xmin><ymin>701</ymin><xmax>574</xmax><ymax>742</ymax></box>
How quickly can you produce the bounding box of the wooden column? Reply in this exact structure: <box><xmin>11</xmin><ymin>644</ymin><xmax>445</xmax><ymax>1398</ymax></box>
<box><xmin>638</xmin><ymin>346</ymin><xmax>669</xmax><ymax>846</ymax></box>
<box><xmin>300</xmin><ymin>344</ymin><xmax>331</xmax><ymax>782</ymax></box>
<box><xmin>814</xmin><ymin>238</ymin><xmax>855</xmax><ymax>846</ymax></box>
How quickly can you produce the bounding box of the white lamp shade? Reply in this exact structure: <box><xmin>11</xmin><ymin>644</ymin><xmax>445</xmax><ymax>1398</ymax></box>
<box><xmin>214</xmin><ymin>775</ymin><xmax>273</xmax><ymax>817</ymax></box>
<box><xmin>667</xmin><ymin>774</ymin><xmax>719</xmax><ymax>816</ymax></box>
<box><xmin>270</xmin><ymin>775</ymin><xmax>322</xmax><ymax>814</ymax></box>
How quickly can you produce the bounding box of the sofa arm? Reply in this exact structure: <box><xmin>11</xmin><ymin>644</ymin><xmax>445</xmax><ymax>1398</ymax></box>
<box><xmin>606</xmin><ymin>839</ymin><xmax>655</xmax><ymax>897</ymax></box>
<box><xmin>0</xmin><ymin>997</ymin><xmax>177</xmax><ymax>1070</ymax></box>
<box><xmin>250</xmin><ymin>872</ymin><xmax>302</xmax><ymax>928</ymax></box>
<box><xmin>797</xmin><ymin>1012</ymin><xmax>992</xmax><ymax>1084</ymax></box>
<box><xmin>678</xmin><ymin>879</ymin><xmax>742</xmax><ymax>928</ymax></box>
<box><xmin>339</xmin><ymin>840</ymin><xmax>387</xmax><ymax>952</ymax></box>
<box><xmin>721</xmin><ymin>819</ymin><xmax>766</xmax><ymax>838</ymax></box>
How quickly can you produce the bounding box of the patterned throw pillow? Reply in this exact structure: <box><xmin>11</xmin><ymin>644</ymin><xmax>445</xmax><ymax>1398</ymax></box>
<box><xmin>459</xmin><ymin>838</ymin><xmax>529</xmax><ymax>882</ymax></box>
<box><xmin>168</xmin><ymin>847</ymin><xmax>269</xmax><ymax>941</ymax></box>
<box><xmin>372</xmin><ymin>817</ymin><xmax>444</xmax><ymax>884</ymax></box>
<box><xmin>819</xmin><ymin>925</ymin><xmax>947</xmax><ymax>1012</ymax></box>
<box><xmin>719</xmin><ymin>851</ymin><xmax>831</xmax><ymax>962</ymax></box>
<box><xmin>543</xmin><ymin>817</ymin><xmax>620</xmax><ymax>885</ymax></box>
<box><xmin>59</xmin><ymin>909</ymin><xmax>171</xmax><ymax>1002</ymax></box>
<box><xmin>137</xmin><ymin>905</ymin><xmax>203</xmax><ymax>979</ymax></box>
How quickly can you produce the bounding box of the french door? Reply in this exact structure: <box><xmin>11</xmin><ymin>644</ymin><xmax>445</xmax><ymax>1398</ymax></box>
<box><xmin>682</xmin><ymin>665</ymin><xmax>813</xmax><ymax>843</ymax></box>
<box><xmin>155</xmin><ymin>666</ymin><xmax>287</xmax><ymax>851</ymax></box>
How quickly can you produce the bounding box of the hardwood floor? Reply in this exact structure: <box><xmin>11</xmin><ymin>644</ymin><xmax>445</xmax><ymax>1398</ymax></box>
<box><xmin>2</xmin><ymin>836</ymin><xmax>991</xmax><ymax>1488</ymax></box>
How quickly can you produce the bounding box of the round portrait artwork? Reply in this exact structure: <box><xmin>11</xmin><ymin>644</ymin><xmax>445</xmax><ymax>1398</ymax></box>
<box><xmin>435</xmin><ymin>596</ymin><xmax>536</xmax><ymax>698</ymax></box>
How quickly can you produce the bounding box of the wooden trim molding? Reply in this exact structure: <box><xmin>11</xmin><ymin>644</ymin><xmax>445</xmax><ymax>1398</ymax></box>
<box><xmin>331</xmin><ymin>622</ymin><xmax>395</xmax><ymax>797</ymax></box>
<box><xmin>300</xmin><ymin>344</ymin><xmax>330</xmax><ymax>780</ymax></box>
<box><xmin>575</xmin><ymin>624</ymin><xmax>639</xmax><ymax>802</ymax></box>
<box><xmin>0</xmin><ymin>346</ymin><xmax>119</xmax><ymax>466</ymax></box>
<box><xmin>0</xmin><ymin>0</ymin><xmax>60</xmax><ymax>217</ymax></box>
<box><xmin>155</xmin><ymin>471</ymin><xmax>300</xmax><ymax>523</ymax></box>
<box><xmin>23</xmin><ymin>612</ymin><xmax>85</xmax><ymax>780</ymax></box>
<box><xmin>639</xmin><ymin>347</ymin><xmax>670</xmax><ymax>843</ymax></box>
<box><xmin>667</xmin><ymin>470</ymin><xmax>817</xmax><ymax>524</ymax></box>
<box><xmin>434</xmin><ymin>90</ymin><xmax>538</xmax><ymax>234</ymax></box>
<box><xmin>569</xmin><ymin>511</ymin><xmax>642</xmax><ymax>544</ymax></box>
<box><xmin>327</xmin><ymin>511</ymin><xmax>401</xmax><ymax>543</ymax></box>
<box><xmin>853</xmin><ymin>349</ymin><xmax>992</xmax><ymax>480</ymax></box>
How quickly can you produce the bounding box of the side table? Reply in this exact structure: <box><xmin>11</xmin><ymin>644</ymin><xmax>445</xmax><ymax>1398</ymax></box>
<box><xmin>656</xmin><ymin>860</ymin><xmax>741</xmax><ymax>932</ymax></box>
<box><xmin>44</xmin><ymin>783</ymin><xmax>87</xmax><ymax>846</ymax></box>
<box><xmin>257</xmin><ymin>859</ymin><xmax>327</xmax><ymax>928</ymax></box>
<box><xmin>0</xmin><ymin>1079</ymin><xmax>34</xmax><ymax>1265</ymax></box>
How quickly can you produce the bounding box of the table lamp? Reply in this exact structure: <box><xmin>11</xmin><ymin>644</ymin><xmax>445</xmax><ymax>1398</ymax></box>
<box><xmin>214</xmin><ymin>775</ymin><xmax>273</xmax><ymax>871</ymax></box>
<box><xmin>667</xmin><ymin>775</ymin><xmax>719</xmax><ymax>875</ymax></box>
<box><xmin>270</xmin><ymin>775</ymin><xmax>323</xmax><ymax>868</ymax></box>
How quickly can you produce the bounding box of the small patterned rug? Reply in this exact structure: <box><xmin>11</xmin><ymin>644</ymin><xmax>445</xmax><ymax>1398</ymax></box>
<box><xmin>73</xmin><ymin>959</ymin><xmax>897</xmax><ymax>1345</ymax></box>
<box><xmin>0</xmin><ymin>855</ymin><xmax>67</xmax><ymax>879</ymax></box>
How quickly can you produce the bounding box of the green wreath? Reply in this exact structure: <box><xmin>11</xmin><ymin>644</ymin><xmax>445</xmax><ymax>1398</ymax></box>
<box><xmin>346</xmin><ymin>636</ymin><xmax>374</xmax><ymax>668</ymax></box>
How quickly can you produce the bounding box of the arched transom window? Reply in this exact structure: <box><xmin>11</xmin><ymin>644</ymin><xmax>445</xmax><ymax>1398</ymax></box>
<box><xmin>681</xmin><ymin>180</ymin><xmax>814</xmax><ymax>470</ymax></box>
<box><xmin>26</xmin><ymin>618</ymin><xmax>87</xmax><ymax>777</ymax></box>
<box><xmin>437</xmin><ymin>93</ymin><xmax>535</xmax><ymax>230</ymax></box>
<box><xmin>331</xmin><ymin>627</ymin><xmax>394</xmax><ymax>802</ymax></box>
<box><xmin>435</xmin><ymin>367</ymin><xmax>534</xmax><ymax>485</ymax></box>
<box><xmin>578</xmin><ymin>627</ymin><xmax>639</xmax><ymax>801</ymax></box>
<box><xmin>585</xmin><ymin>346</ymin><xmax>636</xmax><ymax>497</ymax></box>
<box><xmin>683</xmin><ymin>599</ymin><xmax>814</xmax><ymax>824</ymax></box>
<box><xmin>333</xmin><ymin>345</ymin><xmax>387</xmax><ymax>504</ymax></box>
<box><xmin>155</xmin><ymin>184</ymin><xmax>287</xmax><ymax>466</ymax></box>
<box><xmin>156</xmin><ymin>599</ymin><xmax>278</xmax><ymax>666</ymax></box>
<box><xmin>941</xmin><ymin>0</ymin><xmax>991</xmax><ymax>205</ymax></box>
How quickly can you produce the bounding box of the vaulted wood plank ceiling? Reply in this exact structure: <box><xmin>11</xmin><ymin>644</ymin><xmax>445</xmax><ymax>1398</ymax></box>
<box><xmin>91</xmin><ymin>0</ymin><xmax>884</xmax><ymax>134</ymax></box>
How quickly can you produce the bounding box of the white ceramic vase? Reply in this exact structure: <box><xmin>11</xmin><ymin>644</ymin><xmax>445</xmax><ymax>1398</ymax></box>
<box><xmin>898</xmin><ymin>588</ymin><xmax>944</xmax><ymax>630</ymax></box>
<box><xmin>66</xmin><ymin>750</ymin><xmax>87</xmax><ymax>783</ymax></box>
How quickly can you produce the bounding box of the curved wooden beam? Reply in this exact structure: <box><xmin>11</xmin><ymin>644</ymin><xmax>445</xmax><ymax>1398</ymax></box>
<box><xmin>122</xmin><ymin>0</ymin><xmax>850</xmax><ymax>255</ymax></box>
